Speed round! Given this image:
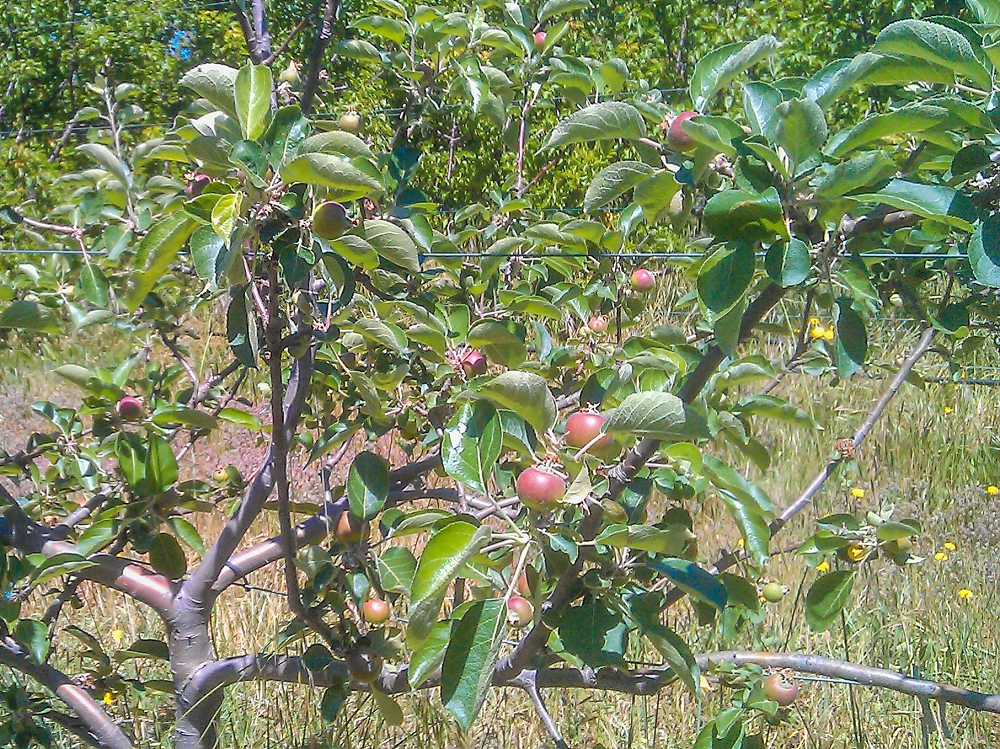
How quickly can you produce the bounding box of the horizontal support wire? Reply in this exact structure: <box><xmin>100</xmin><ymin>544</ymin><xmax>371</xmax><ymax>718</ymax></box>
<box><xmin>3</xmin><ymin>1</ymin><xmax>230</xmax><ymax>34</ymax></box>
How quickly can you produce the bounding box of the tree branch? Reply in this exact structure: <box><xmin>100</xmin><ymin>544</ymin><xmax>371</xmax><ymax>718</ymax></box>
<box><xmin>179</xmin><ymin>353</ymin><xmax>314</xmax><ymax>607</ymax></box>
<box><xmin>300</xmin><ymin>0</ymin><xmax>340</xmax><ymax>114</ymax></box>
<box><xmin>0</xmin><ymin>638</ymin><xmax>134</xmax><ymax>749</ymax></box>
<box><xmin>661</xmin><ymin>326</ymin><xmax>936</xmax><ymax>606</ymax></box>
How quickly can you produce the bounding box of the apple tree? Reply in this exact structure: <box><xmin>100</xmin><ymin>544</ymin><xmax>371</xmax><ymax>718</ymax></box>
<box><xmin>3</xmin><ymin>1</ymin><xmax>1000</xmax><ymax>748</ymax></box>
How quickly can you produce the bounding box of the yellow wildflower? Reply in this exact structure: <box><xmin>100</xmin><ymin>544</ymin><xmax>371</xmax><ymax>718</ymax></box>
<box><xmin>810</xmin><ymin>325</ymin><xmax>826</xmax><ymax>339</ymax></box>
<box><xmin>850</xmin><ymin>488</ymin><xmax>865</xmax><ymax>499</ymax></box>
<box><xmin>737</xmin><ymin>538</ymin><xmax>745</xmax><ymax>549</ymax></box>
<box><xmin>958</xmin><ymin>588</ymin><xmax>973</xmax><ymax>600</ymax></box>
<box><xmin>822</xmin><ymin>329</ymin><xmax>834</xmax><ymax>341</ymax></box>
<box><xmin>111</xmin><ymin>629</ymin><xmax>124</xmax><ymax>645</ymax></box>
<box><xmin>817</xmin><ymin>560</ymin><xmax>830</xmax><ymax>573</ymax></box>
<box><xmin>943</xmin><ymin>406</ymin><xmax>953</xmax><ymax>414</ymax></box>
<box><xmin>988</xmin><ymin>486</ymin><xmax>999</xmax><ymax>495</ymax></box>
<box><xmin>943</xmin><ymin>542</ymin><xmax>957</xmax><ymax>551</ymax></box>
<box><xmin>934</xmin><ymin>551</ymin><xmax>948</xmax><ymax>561</ymax></box>
<box><xmin>103</xmin><ymin>692</ymin><xmax>114</xmax><ymax>706</ymax></box>
<box><xmin>809</xmin><ymin>317</ymin><xmax>819</xmax><ymax>326</ymax></box>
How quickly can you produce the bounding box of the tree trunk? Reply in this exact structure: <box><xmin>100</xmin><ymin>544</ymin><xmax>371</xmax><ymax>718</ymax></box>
<box><xmin>169</xmin><ymin>606</ymin><xmax>222</xmax><ymax>749</ymax></box>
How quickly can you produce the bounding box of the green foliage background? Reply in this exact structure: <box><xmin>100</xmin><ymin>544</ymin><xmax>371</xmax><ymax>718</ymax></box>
<box><xmin>0</xmin><ymin>0</ymin><xmax>967</xmax><ymax>216</ymax></box>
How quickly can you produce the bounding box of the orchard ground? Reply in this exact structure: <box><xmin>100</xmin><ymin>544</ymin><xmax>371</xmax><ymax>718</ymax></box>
<box><xmin>3</xmin><ymin>285</ymin><xmax>999</xmax><ymax>748</ymax></box>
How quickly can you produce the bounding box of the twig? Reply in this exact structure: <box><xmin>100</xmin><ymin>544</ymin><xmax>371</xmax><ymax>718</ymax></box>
<box><xmin>299</xmin><ymin>0</ymin><xmax>340</xmax><ymax>114</ymax></box>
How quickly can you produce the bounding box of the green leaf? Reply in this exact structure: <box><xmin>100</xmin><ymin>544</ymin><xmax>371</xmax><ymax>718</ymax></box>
<box><xmin>235</xmin><ymin>63</ymin><xmax>273</xmax><ymax>141</ymax></box>
<box><xmin>583</xmin><ymin>161</ymin><xmax>654</xmax><ymax>213</ymax></box>
<box><xmin>874</xmin><ymin>19</ymin><xmax>990</xmax><ymax>88</ymax></box>
<box><xmin>30</xmin><ymin>553</ymin><xmax>97</xmax><ymax>586</ymax></box>
<box><xmin>265</xmin><ymin>105</ymin><xmax>310</xmax><ymax>168</ymax></box>
<box><xmin>851</xmin><ymin>179</ymin><xmax>974</xmax><ymax>231</ymax></box>
<box><xmin>825</xmin><ymin>104</ymin><xmax>949</xmax><ymax>158</ymax></box>
<box><xmin>475</xmin><ymin>371</ymin><xmax>557</xmax><ymax>434</ymax></box>
<box><xmin>179</xmin><ymin>64</ymin><xmax>239</xmax><ymax>117</ymax></box>
<box><xmin>697</xmin><ymin>243</ymin><xmax>756</xmax><ymax>314</ymax></box>
<box><xmin>409</xmin><ymin>621</ymin><xmax>454</xmax><ymax>688</ymax></box>
<box><xmin>702</xmin><ymin>455</ymin><xmax>774</xmax><ymax>516</ymax></box>
<box><xmin>80</xmin><ymin>265</ymin><xmax>110</xmax><ymax>307</ymax></box>
<box><xmin>717</xmin><ymin>489</ymin><xmax>770</xmax><ymax>567</ymax></box>
<box><xmin>126</xmin><ymin>214</ymin><xmax>196</xmax><ymax>312</ymax></box>
<box><xmin>538</xmin><ymin>0</ymin><xmax>592</xmax><ymax>24</ymax></box>
<box><xmin>363</xmin><ymin>219</ymin><xmax>420</xmax><ymax>273</ymax></box>
<box><xmin>300</xmin><ymin>131</ymin><xmax>374</xmax><ymax>159</ymax></box>
<box><xmin>968</xmin><ymin>214</ymin><xmax>1000</xmax><ymax>286</ymax></box>
<box><xmin>353</xmin><ymin>318</ymin><xmax>404</xmax><ymax>353</ymax></box>
<box><xmin>347</xmin><ymin>451</ymin><xmax>389</xmax><ymax>521</ymax></box>
<box><xmin>833</xmin><ymin>298</ymin><xmax>868</xmax><ymax>378</ymax></box>
<box><xmin>690</xmin><ymin>36</ymin><xmax>781</xmax><ymax>111</ymax></box>
<box><xmin>441</xmin><ymin>599</ymin><xmax>506</xmax><ymax>731</ymax></box>
<box><xmin>442</xmin><ymin>401</ymin><xmax>503</xmax><ymax>495</ymax></box>
<box><xmin>737</xmin><ymin>394</ymin><xmax>818</xmax><ymax>429</ymax></box>
<box><xmin>151</xmin><ymin>406</ymin><xmax>218</xmax><ymax>431</ymax></box>
<box><xmin>764</xmin><ymin>238</ymin><xmax>810</xmax><ymax>287</ymax></box>
<box><xmin>0</xmin><ymin>301</ymin><xmax>59</xmax><ymax>334</ymax></box>
<box><xmin>280</xmin><ymin>154</ymin><xmax>383</xmax><ymax>200</ymax></box>
<box><xmin>773</xmin><ymin>97</ymin><xmax>827</xmax><ymax>171</ymax></box>
<box><xmin>375</xmin><ymin>547</ymin><xmax>416</xmax><ymax>594</ymax></box>
<box><xmin>407</xmin><ymin>522</ymin><xmax>491</xmax><ymax>647</ymax></box>
<box><xmin>226</xmin><ymin>287</ymin><xmax>259</xmax><ymax>367</ymax></box>
<box><xmin>351</xmin><ymin>15</ymin><xmax>406</xmax><ymax>44</ymax></box>
<box><xmin>806</xmin><ymin>53</ymin><xmax>957</xmax><ymax>109</ymax></box>
<box><xmin>149</xmin><ymin>533</ymin><xmax>187</xmax><ymax>580</ymax></box>
<box><xmin>634</xmin><ymin>171</ymin><xmax>682</xmax><ymax>222</ymax></box>
<box><xmin>144</xmin><ymin>434</ymin><xmax>178</xmax><ymax>494</ymax></box>
<box><xmin>811</xmin><ymin>152</ymin><xmax>896</xmax><ymax>199</ymax></box>
<box><xmin>77</xmin><ymin>143</ymin><xmax>131</xmax><ymax>189</ymax></box>
<box><xmin>604</xmin><ymin>392</ymin><xmax>710</xmax><ymax>441</ymax></box>
<box><xmin>467</xmin><ymin>321</ymin><xmax>526</xmax><ymax>368</ymax></box>
<box><xmin>742</xmin><ymin>82</ymin><xmax>783</xmax><ymax>140</ymax></box>
<box><xmin>320</xmin><ymin>681</ymin><xmax>350</xmax><ymax>722</ymax></box>
<box><xmin>542</xmin><ymin>102</ymin><xmax>646</xmax><ymax>150</ymax></box>
<box><xmin>167</xmin><ymin>517</ymin><xmax>205</xmax><ymax>555</ymax></box>
<box><xmin>372</xmin><ymin>690</ymin><xmax>404</xmax><ymax>726</ymax></box>
<box><xmin>594</xmin><ymin>524</ymin><xmax>693</xmax><ymax>555</ymax></box>
<box><xmin>557</xmin><ymin>600</ymin><xmax>627</xmax><ymax>668</ymax></box>
<box><xmin>703</xmin><ymin>187</ymin><xmax>784</xmax><ymax>243</ymax></box>
<box><xmin>14</xmin><ymin>619</ymin><xmax>49</xmax><ymax>664</ymax></box>
<box><xmin>648</xmin><ymin>558</ymin><xmax>728</xmax><ymax>610</ymax></box>
<box><xmin>76</xmin><ymin>520</ymin><xmax>117</xmax><ymax>557</ymax></box>
<box><xmin>805</xmin><ymin>571</ymin><xmax>854</xmax><ymax>631</ymax></box>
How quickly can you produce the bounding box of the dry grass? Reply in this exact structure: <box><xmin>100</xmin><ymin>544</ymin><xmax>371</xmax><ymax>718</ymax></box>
<box><xmin>4</xmin><ymin>288</ymin><xmax>1000</xmax><ymax>749</ymax></box>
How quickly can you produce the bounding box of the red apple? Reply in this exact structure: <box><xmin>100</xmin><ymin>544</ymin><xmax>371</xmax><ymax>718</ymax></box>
<box><xmin>630</xmin><ymin>268</ymin><xmax>656</xmax><ymax>292</ymax></box>
<box><xmin>564</xmin><ymin>411</ymin><xmax>612</xmax><ymax>451</ymax></box>
<box><xmin>667</xmin><ymin>111</ymin><xmax>698</xmax><ymax>152</ymax></box>
<box><xmin>340</xmin><ymin>111</ymin><xmax>362</xmax><ymax>134</ymax></box>
<box><xmin>516</xmin><ymin>570</ymin><xmax>532</xmax><ymax>597</ymax></box>
<box><xmin>460</xmin><ymin>349</ymin><xmax>488</xmax><ymax>377</ymax></box>
<box><xmin>515</xmin><ymin>466</ymin><xmax>566</xmax><ymax>511</ymax></box>
<box><xmin>588</xmin><ymin>315</ymin><xmax>609</xmax><ymax>334</ymax></box>
<box><xmin>533</xmin><ymin>31</ymin><xmax>547</xmax><ymax>50</ymax></box>
<box><xmin>334</xmin><ymin>511</ymin><xmax>368</xmax><ymax>544</ymax></box>
<box><xmin>506</xmin><ymin>595</ymin><xmax>534</xmax><ymax>628</ymax></box>
<box><xmin>362</xmin><ymin>598</ymin><xmax>390</xmax><ymax>625</ymax></box>
<box><xmin>763</xmin><ymin>673</ymin><xmax>799</xmax><ymax>706</ymax></box>
<box><xmin>115</xmin><ymin>396</ymin><xmax>144</xmax><ymax>421</ymax></box>
<box><xmin>185</xmin><ymin>173</ymin><xmax>210</xmax><ymax>198</ymax></box>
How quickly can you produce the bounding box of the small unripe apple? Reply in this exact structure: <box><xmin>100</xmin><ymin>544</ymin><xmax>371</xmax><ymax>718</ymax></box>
<box><xmin>762</xmin><ymin>673</ymin><xmax>799</xmax><ymax>706</ymax></box>
<box><xmin>115</xmin><ymin>396</ymin><xmax>144</xmax><ymax>421</ymax></box>
<box><xmin>515</xmin><ymin>466</ymin><xmax>566</xmax><ymax>511</ymax></box>
<box><xmin>667</xmin><ymin>111</ymin><xmax>698</xmax><ymax>153</ymax></box>
<box><xmin>506</xmin><ymin>595</ymin><xmax>534</xmax><ymax>628</ymax></box>
<box><xmin>460</xmin><ymin>349</ymin><xmax>487</xmax><ymax>377</ymax></box>
<box><xmin>340</xmin><ymin>111</ymin><xmax>362</xmax><ymax>134</ymax></box>
<box><xmin>334</xmin><ymin>511</ymin><xmax>368</xmax><ymax>544</ymax></box>
<box><xmin>533</xmin><ymin>31</ymin><xmax>547</xmax><ymax>50</ymax></box>
<box><xmin>362</xmin><ymin>598</ymin><xmax>391</xmax><ymax>625</ymax></box>
<box><xmin>213</xmin><ymin>466</ymin><xmax>229</xmax><ymax>484</ymax></box>
<box><xmin>278</xmin><ymin>60</ymin><xmax>299</xmax><ymax>85</ymax></box>
<box><xmin>312</xmin><ymin>201</ymin><xmax>349</xmax><ymax>240</ymax></box>
<box><xmin>564</xmin><ymin>411</ymin><xmax>612</xmax><ymax>451</ymax></box>
<box><xmin>761</xmin><ymin>582</ymin><xmax>785</xmax><ymax>604</ymax></box>
<box><xmin>629</xmin><ymin>268</ymin><xmax>656</xmax><ymax>293</ymax></box>
<box><xmin>884</xmin><ymin>537</ymin><xmax>913</xmax><ymax>556</ymax></box>
<box><xmin>185</xmin><ymin>173</ymin><xmax>210</xmax><ymax>198</ymax></box>
<box><xmin>587</xmin><ymin>315</ymin><xmax>609</xmax><ymax>334</ymax></box>
<box><xmin>345</xmin><ymin>646</ymin><xmax>383</xmax><ymax>684</ymax></box>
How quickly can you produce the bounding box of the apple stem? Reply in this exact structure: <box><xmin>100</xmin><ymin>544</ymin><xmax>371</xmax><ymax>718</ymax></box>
<box><xmin>505</xmin><ymin>543</ymin><xmax>531</xmax><ymax>601</ymax></box>
<box><xmin>572</xmin><ymin>432</ymin><xmax>607</xmax><ymax>461</ymax></box>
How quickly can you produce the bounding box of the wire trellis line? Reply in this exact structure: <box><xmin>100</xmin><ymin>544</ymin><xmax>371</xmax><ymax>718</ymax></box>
<box><xmin>3</xmin><ymin>1</ymin><xmax>229</xmax><ymax>35</ymax></box>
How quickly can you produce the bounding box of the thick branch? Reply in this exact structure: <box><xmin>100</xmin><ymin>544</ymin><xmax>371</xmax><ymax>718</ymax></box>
<box><xmin>0</xmin><ymin>638</ymin><xmax>134</xmax><ymax>749</ymax></box>
<box><xmin>300</xmin><ymin>0</ymin><xmax>340</xmax><ymax>114</ymax></box>
<box><xmin>1</xmin><ymin>489</ymin><xmax>172</xmax><ymax>617</ymax></box>
<box><xmin>181</xmin><ymin>353</ymin><xmax>314</xmax><ymax>607</ymax></box>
